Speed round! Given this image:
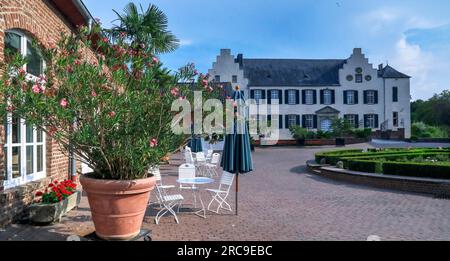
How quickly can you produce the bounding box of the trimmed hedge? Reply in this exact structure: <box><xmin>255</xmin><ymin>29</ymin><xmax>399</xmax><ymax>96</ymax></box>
<box><xmin>382</xmin><ymin>162</ymin><xmax>450</xmax><ymax>179</ymax></box>
<box><xmin>316</xmin><ymin>148</ymin><xmax>450</xmax><ymax>180</ymax></box>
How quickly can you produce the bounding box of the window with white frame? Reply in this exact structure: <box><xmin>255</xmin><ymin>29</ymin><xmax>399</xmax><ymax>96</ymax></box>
<box><xmin>323</xmin><ymin>90</ymin><xmax>332</xmax><ymax>105</ymax></box>
<box><xmin>345</xmin><ymin>114</ymin><xmax>357</xmax><ymax>127</ymax></box>
<box><xmin>287</xmin><ymin>115</ymin><xmax>297</xmax><ymax>128</ymax></box>
<box><xmin>3</xmin><ymin>30</ymin><xmax>46</xmax><ymax>189</ymax></box>
<box><xmin>365</xmin><ymin>114</ymin><xmax>376</xmax><ymax>128</ymax></box>
<box><xmin>270</xmin><ymin>90</ymin><xmax>279</xmax><ymax>100</ymax></box>
<box><xmin>305</xmin><ymin>90</ymin><xmax>314</xmax><ymax>105</ymax></box>
<box><xmin>304</xmin><ymin>115</ymin><xmax>314</xmax><ymax>129</ymax></box>
<box><xmin>347</xmin><ymin>91</ymin><xmax>355</xmax><ymax>105</ymax></box>
<box><xmin>366</xmin><ymin>90</ymin><xmax>375</xmax><ymax>104</ymax></box>
<box><xmin>254</xmin><ymin>90</ymin><xmax>262</xmax><ymax>104</ymax></box>
<box><xmin>288</xmin><ymin>90</ymin><xmax>296</xmax><ymax>105</ymax></box>
<box><xmin>393</xmin><ymin>112</ymin><xmax>398</xmax><ymax>127</ymax></box>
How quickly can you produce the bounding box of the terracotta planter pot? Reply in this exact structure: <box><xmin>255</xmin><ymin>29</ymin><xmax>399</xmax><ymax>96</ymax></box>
<box><xmin>80</xmin><ymin>175</ymin><xmax>155</xmax><ymax>240</ymax></box>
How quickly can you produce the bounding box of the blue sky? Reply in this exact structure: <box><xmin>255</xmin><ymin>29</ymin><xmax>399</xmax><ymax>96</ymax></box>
<box><xmin>83</xmin><ymin>0</ymin><xmax>450</xmax><ymax>100</ymax></box>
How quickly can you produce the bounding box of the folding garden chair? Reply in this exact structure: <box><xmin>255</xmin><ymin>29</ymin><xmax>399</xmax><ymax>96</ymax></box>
<box><xmin>148</xmin><ymin>166</ymin><xmax>175</xmax><ymax>208</ymax></box>
<box><xmin>206</xmin><ymin>171</ymin><xmax>235</xmax><ymax>214</ymax></box>
<box><xmin>178</xmin><ymin>163</ymin><xmax>197</xmax><ymax>207</ymax></box>
<box><xmin>154</xmin><ymin>183</ymin><xmax>184</xmax><ymax>224</ymax></box>
<box><xmin>204</xmin><ymin>153</ymin><xmax>221</xmax><ymax>178</ymax></box>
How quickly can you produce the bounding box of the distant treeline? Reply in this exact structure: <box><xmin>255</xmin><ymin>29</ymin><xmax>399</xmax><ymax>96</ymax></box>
<box><xmin>411</xmin><ymin>90</ymin><xmax>450</xmax><ymax>138</ymax></box>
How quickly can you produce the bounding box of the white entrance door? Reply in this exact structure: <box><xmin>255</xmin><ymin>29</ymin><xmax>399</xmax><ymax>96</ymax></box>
<box><xmin>320</xmin><ymin>119</ymin><xmax>333</xmax><ymax>132</ymax></box>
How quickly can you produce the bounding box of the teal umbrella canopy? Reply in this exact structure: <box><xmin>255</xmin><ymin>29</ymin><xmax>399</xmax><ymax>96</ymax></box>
<box><xmin>220</xmin><ymin>88</ymin><xmax>253</xmax><ymax>215</ymax></box>
<box><xmin>189</xmin><ymin>136</ymin><xmax>203</xmax><ymax>152</ymax></box>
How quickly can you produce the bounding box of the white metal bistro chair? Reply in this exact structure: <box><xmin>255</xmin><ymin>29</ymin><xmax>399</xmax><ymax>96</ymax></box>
<box><xmin>148</xmin><ymin>166</ymin><xmax>175</xmax><ymax>208</ymax></box>
<box><xmin>185</xmin><ymin>150</ymin><xmax>195</xmax><ymax>165</ymax></box>
<box><xmin>178</xmin><ymin>163</ymin><xmax>197</xmax><ymax>207</ymax></box>
<box><xmin>154</xmin><ymin>182</ymin><xmax>184</xmax><ymax>225</ymax></box>
<box><xmin>195</xmin><ymin>152</ymin><xmax>207</xmax><ymax>176</ymax></box>
<box><xmin>204</xmin><ymin>153</ymin><xmax>221</xmax><ymax>178</ymax></box>
<box><xmin>205</xmin><ymin>149</ymin><xmax>214</xmax><ymax>162</ymax></box>
<box><xmin>206</xmin><ymin>171</ymin><xmax>235</xmax><ymax>214</ymax></box>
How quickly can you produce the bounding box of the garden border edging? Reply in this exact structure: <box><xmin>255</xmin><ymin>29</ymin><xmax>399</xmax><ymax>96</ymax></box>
<box><xmin>307</xmin><ymin>163</ymin><xmax>450</xmax><ymax>197</ymax></box>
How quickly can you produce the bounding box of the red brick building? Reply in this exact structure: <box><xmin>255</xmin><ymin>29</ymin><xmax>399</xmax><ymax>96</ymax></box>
<box><xmin>0</xmin><ymin>0</ymin><xmax>94</xmax><ymax>226</ymax></box>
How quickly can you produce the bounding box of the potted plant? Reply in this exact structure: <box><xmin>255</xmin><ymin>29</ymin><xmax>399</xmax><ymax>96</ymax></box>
<box><xmin>0</xmin><ymin>5</ymin><xmax>219</xmax><ymax>240</ymax></box>
<box><xmin>29</xmin><ymin>179</ymin><xmax>81</xmax><ymax>224</ymax></box>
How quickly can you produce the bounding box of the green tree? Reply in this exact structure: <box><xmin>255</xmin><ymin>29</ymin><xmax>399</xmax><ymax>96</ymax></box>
<box><xmin>109</xmin><ymin>2</ymin><xmax>180</xmax><ymax>54</ymax></box>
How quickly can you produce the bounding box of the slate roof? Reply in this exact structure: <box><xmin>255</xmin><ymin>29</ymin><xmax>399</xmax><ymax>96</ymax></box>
<box><xmin>242</xmin><ymin>59</ymin><xmax>346</xmax><ymax>87</ymax></box>
<box><xmin>378</xmin><ymin>65</ymin><xmax>411</xmax><ymax>79</ymax></box>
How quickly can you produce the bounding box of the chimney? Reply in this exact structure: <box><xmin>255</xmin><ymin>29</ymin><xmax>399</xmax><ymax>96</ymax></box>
<box><xmin>220</xmin><ymin>49</ymin><xmax>231</xmax><ymax>56</ymax></box>
<box><xmin>378</xmin><ymin>63</ymin><xmax>384</xmax><ymax>71</ymax></box>
<box><xmin>353</xmin><ymin>48</ymin><xmax>362</xmax><ymax>55</ymax></box>
<box><xmin>235</xmin><ymin>53</ymin><xmax>244</xmax><ymax>68</ymax></box>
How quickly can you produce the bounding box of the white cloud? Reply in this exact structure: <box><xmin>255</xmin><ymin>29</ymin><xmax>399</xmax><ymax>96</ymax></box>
<box><xmin>179</xmin><ymin>39</ymin><xmax>193</xmax><ymax>46</ymax></box>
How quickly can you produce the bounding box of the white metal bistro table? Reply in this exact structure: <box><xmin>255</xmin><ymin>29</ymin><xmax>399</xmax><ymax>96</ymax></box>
<box><xmin>176</xmin><ymin>177</ymin><xmax>214</xmax><ymax>218</ymax></box>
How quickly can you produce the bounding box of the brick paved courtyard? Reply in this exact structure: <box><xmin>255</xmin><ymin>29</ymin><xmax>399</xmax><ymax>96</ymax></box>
<box><xmin>1</xmin><ymin>142</ymin><xmax>450</xmax><ymax>241</ymax></box>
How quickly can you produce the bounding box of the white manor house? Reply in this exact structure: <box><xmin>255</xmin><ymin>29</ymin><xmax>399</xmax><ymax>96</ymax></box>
<box><xmin>208</xmin><ymin>48</ymin><xmax>412</xmax><ymax>141</ymax></box>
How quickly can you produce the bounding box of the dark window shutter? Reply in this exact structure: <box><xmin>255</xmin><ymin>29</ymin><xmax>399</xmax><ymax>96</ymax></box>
<box><xmin>364</xmin><ymin>115</ymin><xmax>368</xmax><ymax>128</ymax></box>
<box><xmin>267</xmin><ymin>90</ymin><xmax>272</xmax><ymax>104</ymax></box>
<box><xmin>296</xmin><ymin>115</ymin><xmax>300</xmax><ymax>126</ymax></box>
<box><xmin>375</xmin><ymin>114</ymin><xmax>379</xmax><ymax>128</ymax></box>
<box><xmin>302</xmin><ymin>115</ymin><xmax>306</xmax><ymax>128</ymax></box>
<box><xmin>331</xmin><ymin>90</ymin><xmax>335</xmax><ymax>104</ymax></box>
<box><xmin>343</xmin><ymin>91</ymin><xmax>348</xmax><ymax>104</ymax></box>
<box><xmin>363</xmin><ymin>91</ymin><xmax>368</xmax><ymax>104</ymax></box>
<box><xmin>279</xmin><ymin>115</ymin><xmax>283</xmax><ymax>129</ymax></box>
<box><xmin>355</xmin><ymin>114</ymin><xmax>359</xmax><ymax>128</ymax></box>
<box><xmin>393</xmin><ymin>87</ymin><xmax>398</xmax><ymax>102</ymax></box>
<box><xmin>313</xmin><ymin>90</ymin><xmax>317</xmax><ymax>104</ymax></box>
<box><xmin>285</xmin><ymin>115</ymin><xmax>289</xmax><ymax>129</ymax></box>
<box><xmin>261</xmin><ymin>90</ymin><xmax>266</xmax><ymax>100</ymax></box>
<box><xmin>296</xmin><ymin>90</ymin><xmax>300</xmax><ymax>104</ymax></box>
<box><xmin>374</xmin><ymin>91</ymin><xmax>378</xmax><ymax>104</ymax></box>
<box><xmin>285</xmin><ymin>90</ymin><xmax>289</xmax><ymax>105</ymax></box>
<box><xmin>267</xmin><ymin>115</ymin><xmax>272</xmax><ymax>128</ymax></box>
<box><xmin>354</xmin><ymin>91</ymin><xmax>359</xmax><ymax>104</ymax></box>
<box><xmin>320</xmin><ymin>90</ymin><xmax>324</xmax><ymax>104</ymax></box>
<box><xmin>301</xmin><ymin>90</ymin><xmax>306</xmax><ymax>104</ymax></box>
<box><xmin>278</xmin><ymin>90</ymin><xmax>283</xmax><ymax>104</ymax></box>
<box><xmin>313</xmin><ymin>115</ymin><xmax>318</xmax><ymax>128</ymax></box>
<box><xmin>250</xmin><ymin>90</ymin><xmax>255</xmax><ymax>99</ymax></box>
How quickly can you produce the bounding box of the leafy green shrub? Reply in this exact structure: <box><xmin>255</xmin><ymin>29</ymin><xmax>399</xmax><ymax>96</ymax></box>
<box><xmin>352</xmin><ymin>128</ymin><xmax>373</xmax><ymax>139</ymax></box>
<box><xmin>289</xmin><ymin>125</ymin><xmax>307</xmax><ymax>141</ymax></box>
<box><xmin>412</xmin><ymin>122</ymin><xmax>449</xmax><ymax>138</ymax></box>
<box><xmin>316</xmin><ymin>130</ymin><xmax>333</xmax><ymax>139</ymax></box>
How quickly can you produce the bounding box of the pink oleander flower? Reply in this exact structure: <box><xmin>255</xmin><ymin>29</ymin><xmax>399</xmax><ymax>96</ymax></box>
<box><xmin>170</xmin><ymin>87</ymin><xmax>179</xmax><ymax>97</ymax></box>
<box><xmin>74</xmin><ymin>59</ymin><xmax>81</xmax><ymax>66</ymax></box>
<box><xmin>91</xmin><ymin>90</ymin><xmax>97</xmax><ymax>97</ymax></box>
<box><xmin>119</xmin><ymin>32</ymin><xmax>127</xmax><ymax>38</ymax></box>
<box><xmin>202</xmin><ymin>79</ymin><xmax>208</xmax><ymax>86</ymax></box>
<box><xmin>152</xmin><ymin>57</ymin><xmax>159</xmax><ymax>64</ymax></box>
<box><xmin>108</xmin><ymin>111</ymin><xmax>116</xmax><ymax>117</ymax></box>
<box><xmin>32</xmin><ymin>84</ymin><xmax>41</xmax><ymax>94</ymax></box>
<box><xmin>139</xmin><ymin>43</ymin><xmax>146</xmax><ymax>49</ymax></box>
<box><xmin>18</xmin><ymin>68</ymin><xmax>26</xmax><ymax>76</ymax></box>
<box><xmin>193</xmin><ymin>70</ymin><xmax>198</xmax><ymax>76</ymax></box>
<box><xmin>60</xmin><ymin>98</ymin><xmax>68</xmax><ymax>108</ymax></box>
<box><xmin>149</xmin><ymin>138</ymin><xmax>158</xmax><ymax>148</ymax></box>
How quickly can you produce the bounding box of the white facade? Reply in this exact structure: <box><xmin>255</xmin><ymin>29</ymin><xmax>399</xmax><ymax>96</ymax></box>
<box><xmin>208</xmin><ymin>48</ymin><xmax>411</xmax><ymax>140</ymax></box>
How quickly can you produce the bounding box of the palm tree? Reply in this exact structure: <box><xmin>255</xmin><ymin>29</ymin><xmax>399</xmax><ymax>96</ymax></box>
<box><xmin>110</xmin><ymin>2</ymin><xmax>179</xmax><ymax>54</ymax></box>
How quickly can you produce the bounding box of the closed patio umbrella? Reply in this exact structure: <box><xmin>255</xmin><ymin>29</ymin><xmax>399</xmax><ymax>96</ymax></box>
<box><xmin>189</xmin><ymin>135</ymin><xmax>203</xmax><ymax>153</ymax></box>
<box><xmin>221</xmin><ymin>86</ymin><xmax>253</xmax><ymax>215</ymax></box>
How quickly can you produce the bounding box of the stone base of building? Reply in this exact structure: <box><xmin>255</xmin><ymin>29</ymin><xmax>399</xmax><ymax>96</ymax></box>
<box><xmin>373</xmin><ymin>128</ymin><xmax>406</xmax><ymax>140</ymax></box>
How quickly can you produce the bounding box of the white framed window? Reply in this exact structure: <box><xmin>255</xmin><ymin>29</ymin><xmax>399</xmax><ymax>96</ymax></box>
<box><xmin>323</xmin><ymin>90</ymin><xmax>332</xmax><ymax>105</ymax></box>
<box><xmin>347</xmin><ymin>91</ymin><xmax>355</xmax><ymax>105</ymax></box>
<box><xmin>287</xmin><ymin>115</ymin><xmax>297</xmax><ymax>128</ymax></box>
<box><xmin>345</xmin><ymin>114</ymin><xmax>357</xmax><ymax>127</ymax></box>
<box><xmin>270</xmin><ymin>90</ymin><xmax>279</xmax><ymax>100</ymax></box>
<box><xmin>365</xmin><ymin>114</ymin><xmax>376</xmax><ymax>128</ymax></box>
<box><xmin>5</xmin><ymin>30</ymin><xmax>45</xmax><ymax>79</ymax></box>
<box><xmin>232</xmin><ymin>75</ymin><xmax>237</xmax><ymax>83</ymax></box>
<box><xmin>288</xmin><ymin>90</ymin><xmax>296</xmax><ymax>105</ymax></box>
<box><xmin>366</xmin><ymin>90</ymin><xmax>375</xmax><ymax>104</ymax></box>
<box><xmin>305</xmin><ymin>90</ymin><xmax>314</xmax><ymax>105</ymax></box>
<box><xmin>304</xmin><ymin>115</ymin><xmax>314</xmax><ymax>129</ymax></box>
<box><xmin>254</xmin><ymin>90</ymin><xmax>262</xmax><ymax>104</ymax></box>
<box><xmin>393</xmin><ymin>112</ymin><xmax>398</xmax><ymax>127</ymax></box>
<box><xmin>3</xmin><ymin>30</ymin><xmax>47</xmax><ymax>190</ymax></box>
<box><xmin>3</xmin><ymin>117</ymin><xmax>46</xmax><ymax>190</ymax></box>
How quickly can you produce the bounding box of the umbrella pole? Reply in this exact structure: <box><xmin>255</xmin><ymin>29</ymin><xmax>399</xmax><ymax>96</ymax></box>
<box><xmin>235</xmin><ymin>172</ymin><xmax>239</xmax><ymax>215</ymax></box>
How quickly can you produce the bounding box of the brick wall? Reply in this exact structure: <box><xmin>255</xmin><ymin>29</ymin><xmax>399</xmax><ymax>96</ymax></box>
<box><xmin>0</xmin><ymin>0</ymin><xmax>89</xmax><ymax>227</ymax></box>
